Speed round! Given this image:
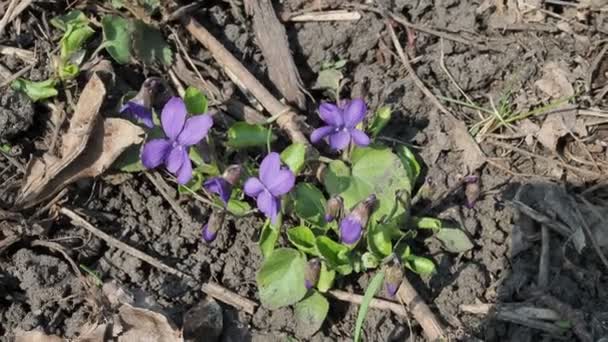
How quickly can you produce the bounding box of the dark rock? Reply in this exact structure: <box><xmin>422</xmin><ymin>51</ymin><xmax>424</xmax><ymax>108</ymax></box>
<box><xmin>183</xmin><ymin>297</ymin><xmax>223</xmax><ymax>342</ymax></box>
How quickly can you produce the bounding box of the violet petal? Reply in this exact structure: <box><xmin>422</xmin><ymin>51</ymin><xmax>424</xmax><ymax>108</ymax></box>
<box><xmin>257</xmin><ymin>190</ymin><xmax>279</xmax><ymax>224</ymax></box>
<box><xmin>161</xmin><ymin>97</ymin><xmax>187</xmax><ymax>140</ymax></box>
<box><xmin>176</xmin><ymin>156</ymin><xmax>193</xmax><ymax>185</ymax></box>
<box><xmin>141</xmin><ymin>138</ymin><xmax>171</xmax><ymax>169</ymax></box>
<box><xmin>266</xmin><ymin>169</ymin><xmax>295</xmax><ymax>197</ymax></box>
<box><xmin>244</xmin><ymin>177</ymin><xmax>264</xmax><ymax>197</ymax></box>
<box><xmin>319</xmin><ymin>103</ymin><xmax>343</xmax><ymax>126</ymax></box>
<box><xmin>351</xmin><ymin>129</ymin><xmax>370</xmax><ymax>147</ymax></box>
<box><xmin>177</xmin><ymin>114</ymin><xmax>213</xmax><ymax>146</ymax></box>
<box><xmin>166</xmin><ymin>146</ymin><xmax>185</xmax><ymax>173</ymax></box>
<box><xmin>310</xmin><ymin>126</ymin><xmax>335</xmax><ymax>143</ymax></box>
<box><xmin>329</xmin><ymin>130</ymin><xmax>351</xmax><ymax>151</ymax></box>
<box><xmin>340</xmin><ymin>216</ymin><xmax>362</xmax><ymax>245</ymax></box>
<box><xmin>343</xmin><ymin>99</ymin><xmax>367</xmax><ymax>128</ymax></box>
<box><xmin>259</xmin><ymin>152</ymin><xmax>281</xmax><ymax>187</ymax></box>
<box><xmin>204</xmin><ymin>177</ymin><xmax>232</xmax><ymax>204</ymax></box>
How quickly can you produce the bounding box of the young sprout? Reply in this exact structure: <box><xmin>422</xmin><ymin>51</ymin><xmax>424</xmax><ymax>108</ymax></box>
<box><xmin>202</xmin><ymin>210</ymin><xmax>226</xmax><ymax>243</ymax></box>
<box><xmin>141</xmin><ymin>97</ymin><xmax>213</xmax><ymax>184</ymax></box>
<box><xmin>339</xmin><ymin>194</ymin><xmax>376</xmax><ymax>245</ymax></box>
<box><xmin>204</xmin><ymin>164</ymin><xmax>242</xmax><ymax>205</ymax></box>
<box><xmin>304</xmin><ymin>258</ymin><xmax>321</xmax><ymax>289</ymax></box>
<box><xmin>311</xmin><ymin>99</ymin><xmax>370</xmax><ymax>151</ymax></box>
<box><xmin>244</xmin><ymin>153</ymin><xmax>295</xmax><ymax>224</ymax></box>
<box><xmin>324</xmin><ymin>195</ymin><xmax>344</xmax><ymax>223</ymax></box>
<box><xmin>120</xmin><ymin>77</ymin><xmax>162</xmax><ymax>128</ymax></box>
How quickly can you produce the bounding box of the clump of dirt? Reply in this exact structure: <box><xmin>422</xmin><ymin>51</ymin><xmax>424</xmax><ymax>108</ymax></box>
<box><xmin>0</xmin><ymin>89</ymin><xmax>35</xmax><ymax>141</ymax></box>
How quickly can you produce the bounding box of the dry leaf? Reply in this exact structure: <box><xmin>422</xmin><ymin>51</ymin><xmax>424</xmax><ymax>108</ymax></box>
<box><xmin>536</xmin><ymin>110</ymin><xmax>576</xmax><ymax>152</ymax></box>
<box><xmin>18</xmin><ymin>118</ymin><xmax>143</xmax><ymax>208</ymax></box>
<box><xmin>14</xmin><ymin>330</ymin><xmax>63</xmax><ymax>342</ymax></box>
<box><xmin>535</xmin><ymin>62</ymin><xmax>575</xmax><ymax>99</ymax></box>
<box><xmin>78</xmin><ymin>323</ymin><xmax>109</xmax><ymax>342</ymax></box>
<box><xmin>118</xmin><ymin>304</ymin><xmax>183</xmax><ymax>342</ymax></box>
<box><xmin>488</xmin><ymin>0</ymin><xmax>545</xmax><ymax>28</ymax></box>
<box><xmin>17</xmin><ymin>74</ymin><xmax>106</xmax><ymax>208</ymax></box>
<box><xmin>517</xmin><ymin>119</ymin><xmax>540</xmax><ymax>146</ymax></box>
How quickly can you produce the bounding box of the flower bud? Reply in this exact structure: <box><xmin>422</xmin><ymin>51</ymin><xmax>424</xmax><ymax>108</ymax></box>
<box><xmin>324</xmin><ymin>195</ymin><xmax>343</xmax><ymax>222</ymax></box>
<box><xmin>384</xmin><ymin>261</ymin><xmax>404</xmax><ymax>297</ymax></box>
<box><xmin>202</xmin><ymin>210</ymin><xmax>226</xmax><ymax>243</ymax></box>
<box><xmin>223</xmin><ymin>164</ymin><xmax>242</xmax><ymax>186</ymax></box>
<box><xmin>304</xmin><ymin>258</ymin><xmax>321</xmax><ymax>289</ymax></box>
<box><xmin>339</xmin><ymin>194</ymin><xmax>377</xmax><ymax>245</ymax></box>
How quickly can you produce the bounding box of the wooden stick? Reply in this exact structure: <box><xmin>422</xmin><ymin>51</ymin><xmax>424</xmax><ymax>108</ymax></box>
<box><xmin>0</xmin><ymin>0</ymin><xmax>19</xmax><ymax>37</ymax></box>
<box><xmin>538</xmin><ymin>225</ymin><xmax>550</xmax><ymax>287</ymax></box>
<box><xmin>288</xmin><ymin>10</ymin><xmax>362</xmax><ymax>22</ymax></box>
<box><xmin>202</xmin><ymin>282</ymin><xmax>256</xmax><ymax>315</ymax></box>
<box><xmin>182</xmin><ymin>16</ymin><xmax>310</xmax><ymax>146</ymax></box>
<box><xmin>247</xmin><ymin>0</ymin><xmax>306</xmax><ymax>110</ymax></box>
<box><xmin>397</xmin><ymin>276</ymin><xmax>447</xmax><ymax>341</ymax></box>
<box><xmin>327</xmin><ymin>289</ymin><xmax>407</xmax><ymax>317</ymax></box>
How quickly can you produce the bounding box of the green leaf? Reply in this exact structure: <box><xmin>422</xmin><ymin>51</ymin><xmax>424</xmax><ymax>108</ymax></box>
<box><xmin>367</xmin><ymin>224</ymin><xmax>393</xmax><ymax>258</ymax></box>
<box><xmin>0</xmin><ymin>144</ymin><xmax>11</xmax><ymax>153</ymax></box>
<box><xmin>316</xmin><ymin>261</ymin><xmax>335</xmax><ymax>293</ymax></box>
<box><xmin>102</xmin><ymin>15</ymin><xmax>131</xmax><ymax>64</ymax></box>
<box><xmin>405</xmin><ymin>256</ymin><xmax>435</xmax><ymax>275</ymax></box>
<box><xmin>333</xmin><ymin>59</ymin><xmax>347</xmax><ymax>69</ymax></box>
<box><xmin>413</xmin><ymin>217</ymin><xmax>442</xmax><ymax>232</ymax></box>
<box><xmin>132</xmin><ymin>20</ymin><xmax>173</xmax><ymax>65</ymax></box>
<box><xmin>227</xmin><ymin>122</ymin><xmax>275</xmax><ymax>149</ymax></box>
<box><xmin>259</xmin><ymin>221</ymin><xmax>279</xmax><ymax>259</ymax></box>
<box><xmin>435</xmin><ymin>228</ymin><xmax>474</xmax><ymax>253</ymax></box>
<box><xmin>315</xmin><ymin>236</ymin><xmax>352</xmax><ymax>275</ymax></box>
<box><xmin>354</xmin><ymin>271</ymin><xmax>385</xmax><ymax>342</ymax></box>
<box><xmin>361</xmin><ymin>252</ymin><xmax>380</xmax><ymax>270</ymax></box>
<box><xmin>189</xmin><ymin>148</ymin><xmax>204</xmax><ymax>167</ymax></box>
<box><xmin>294</xmin><ymin>183</ymin><xmax>326</xmax><ymax>227</ymax></box>
<box><xmin>256</xmin><ymin>248</ymin><xmax>308</xmax><ymax>309</ymax></box>
<box><xmin>113</xmin><ymin>144</ymin><xmax>144</xmax><ymax>172</ymax></box>
<box><xmin>50</xmin><ymin>10</ymin><xmax>88</xmax><ymax>31</ymax></box>
<box><xmin>395</xmin><ymin>145</ymin><xmax>421</xmax><ymax>183</ymax></box>
<box><xmin>295</xmin><ymin>291</ymin><xmax>329</xmax><ymax>337</ymax></box>
<box><xmin>178</xmin><ymin>171</ymin><xmax>204</xmax><ymax>194</ymax></box>
<box><xmin>287</xmin><ymin>226</ymin><xmax>318</xmax><ymax>256</ymax></box>
<box><xmin>227</xmin><ymin>199</ymin><xmax>251</xmax><ymax>216</ymax></box>
<box><xmin>11</xmin><ymin>78</ymin><xmax>58</xmax><ymax>102</ymax></box>
<box><xmin>60</xmin><ymin>23</ymin><xmax>94</xmax><ymax>60</ymax></box>
<box><xmin>323</xmin><ymin>146</ymin><xmax>412</xmax><ymax>224</ymax></box>
<box><xmin>280</xmin><ymin>143</ymin><xmax>306</xmax><ymax>174</ymax></box>
<box><xmin>58</xmin><ymin>63</ymin><xmax>80</xmax><ymax>80</ymax></box>
<box><xmin>368</xmin><ymin>106</ymin><xmax>391</xmax><ymax>138</ymax></box>
<box><xmin>184</xmin><ymin>86</ymin><xmax>208</xmax><ymax>114</ymax></box>
<box><xmin>313</xmin><ymin>68</ymin><xmax>342</xmax><ymax>91</ymax></box>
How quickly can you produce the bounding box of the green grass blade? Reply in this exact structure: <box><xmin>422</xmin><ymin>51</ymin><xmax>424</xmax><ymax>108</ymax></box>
<box><xmin>354</xmin><ymin>271</ymin><xmax>385</xmax><ymax>342</ymax></box>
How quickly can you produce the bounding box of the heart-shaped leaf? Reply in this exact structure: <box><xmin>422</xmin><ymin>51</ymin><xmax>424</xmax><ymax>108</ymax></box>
<box><xmin>295</xmin><ymin>291</ymin><xmax>329</xmax><ymax>337</ymax></box>
<box><xmin>287</xmin><ymin>226</ymin><xmax>318</xmax><ymax>256</ymax></box>
<box><xmin>256</xmin><ymin>248</ymin><xmax>307</xmax><ymax>309</ymax></box>
<box><xmin>435</xmin><ymin>228</ymin><xmax>474</xmax><ymax>253</ymax></box>
<box><xmin>294</xmin><ymin>183</ymin><xmax>326</xmax><ymax>227</ymax></box>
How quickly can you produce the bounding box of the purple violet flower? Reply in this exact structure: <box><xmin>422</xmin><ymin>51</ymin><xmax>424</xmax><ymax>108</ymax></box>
<box><xmin>311</xmin><ymin>99</ymin><xmax>371</xmax><ymax>151</ymax></box>
<box><xmin>141</xmin><ymin>97</ymin><xmax>213</xmax><ymax>185</ymax></box>
<box><xmin>120</xmin><ymin>77</ymin><xmax>162</xmax><ymax>128</ymax></box>
<box><xmin>204</xmin><ymin>165</ymin><xmax>242</xmax><ymax>205</ymax></box>
<box><xmin>339</xmin><ymin>194</ymin><xmax>376</xmax><ymax>245</ymax></box>
<box><xmin>244</xmin><ymin>153</ymin><xmax>295</xmax><ymax>224</ymax></box>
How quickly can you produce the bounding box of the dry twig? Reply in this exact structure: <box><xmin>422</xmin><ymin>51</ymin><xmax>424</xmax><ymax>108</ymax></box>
<box><xmin>202</xmin><ymin>283</ymin><xmax>256</xmax><ymax>315</ymax></box>
<box><xmin>327</xmin><ymin>289</ymin><xmax>407</xmax><ymax>317</ymax></box>
<box><xmin>538</xmin><ymin>225</ymin><xmax>550</xmax><ymax>287</ymax></box>
<box><xmin>288</xmin><ymin>10</ymin><xmax>361</xmax><ymax>22</ymax></box>
<box><xmin>144</xmin><ymin>172</ymin><xmax>192</xmax><ymax>224</ymax></box>
<box><xmin>396</xmin><ymin>276</ymin><xmax>447</xmax><ymax>341</ymax></box>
